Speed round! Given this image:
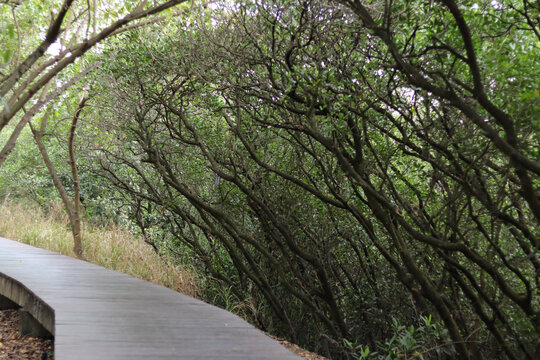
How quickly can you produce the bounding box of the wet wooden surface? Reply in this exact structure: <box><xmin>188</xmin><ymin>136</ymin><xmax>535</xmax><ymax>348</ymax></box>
<box><xmin>0</xmin><ymin>237</ymin><xmax>298</xmax><ymax>359</ymax></box>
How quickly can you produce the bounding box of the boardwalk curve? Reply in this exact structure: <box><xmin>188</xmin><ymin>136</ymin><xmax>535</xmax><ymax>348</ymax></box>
<box><xmin>0</xmin><ymin>237</ymin><xmax>299</xmax><ymax>359</ymax></box>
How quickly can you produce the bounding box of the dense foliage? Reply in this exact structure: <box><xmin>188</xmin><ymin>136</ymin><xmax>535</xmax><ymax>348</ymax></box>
<box><xmin>1</xmin><ymin>0</ymin><xmax>538</xmax><ymax>359</ymax></box>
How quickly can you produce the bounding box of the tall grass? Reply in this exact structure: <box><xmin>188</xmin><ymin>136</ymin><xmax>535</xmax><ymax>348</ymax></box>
<box><xmin>0</xmin><ymin>200</ymin><xmax>199</xmax><ymax>297</ymax></box>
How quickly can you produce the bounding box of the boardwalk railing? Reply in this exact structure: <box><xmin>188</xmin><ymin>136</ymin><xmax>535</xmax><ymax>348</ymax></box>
<box><xmin>0</xmin><ymin>237</ymin><xmax>298</xmax><ymax>359</ymax></box>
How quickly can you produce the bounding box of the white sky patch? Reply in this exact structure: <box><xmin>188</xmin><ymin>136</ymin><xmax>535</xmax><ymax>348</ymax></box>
<box><xmin>491</xmin><ymin>0</ymin><xmax>502</xmax><ymax>9</ymax></box>
<box><xmin>46</xmin><ymin>41</ymin><xmax>62</xmax><ymax>56</ymax></box>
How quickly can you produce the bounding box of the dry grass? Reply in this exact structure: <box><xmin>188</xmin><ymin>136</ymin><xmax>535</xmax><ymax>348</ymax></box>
<box><xmin>0</xmin><ymin>200</ymin><xmax>199</xmax><ymax>298</ymax></box>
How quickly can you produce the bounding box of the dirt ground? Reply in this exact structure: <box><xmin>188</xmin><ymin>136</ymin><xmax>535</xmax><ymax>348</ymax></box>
<box><xmin>0</xmin><ymin>309</ymin><xmax>53</xmax><ymax>360</ymax></box>
<box><xmin>268</xmin><ymin>334</ymin><xmax>329</xmax><ymax>359</ymax></box>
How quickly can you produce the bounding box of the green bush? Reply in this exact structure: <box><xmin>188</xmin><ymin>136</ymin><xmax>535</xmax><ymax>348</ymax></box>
<box><xmin>351</xmin><ymin>316</ymin><xmax>455</xmax><ymax>360</ymax></box>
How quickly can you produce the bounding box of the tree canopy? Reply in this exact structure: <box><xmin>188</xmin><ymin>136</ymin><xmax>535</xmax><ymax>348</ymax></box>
<box><xmin>1</xmin><ymin>0</ymin><xmax>538</xmax><ymax>359</ymax></box>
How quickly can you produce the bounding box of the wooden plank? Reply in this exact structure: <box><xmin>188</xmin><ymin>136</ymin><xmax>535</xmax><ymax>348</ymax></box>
<box><xmin>0</xmin><ymin>237</ymin><xmax>298</xmax><ymax>359</ymax></box>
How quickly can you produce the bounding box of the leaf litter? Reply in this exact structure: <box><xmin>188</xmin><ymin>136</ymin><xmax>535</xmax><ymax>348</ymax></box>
<box><xmin>0</xmin><ymin>309</ymin><xmax>53</xmax><ymax>360</ymax></box>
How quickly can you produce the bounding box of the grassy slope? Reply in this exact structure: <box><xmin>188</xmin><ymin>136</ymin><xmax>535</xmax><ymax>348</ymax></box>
<box><xmin>0</xmin><ymin>200</ymin><xmax>198</xmax><ymax>298</ymax></box>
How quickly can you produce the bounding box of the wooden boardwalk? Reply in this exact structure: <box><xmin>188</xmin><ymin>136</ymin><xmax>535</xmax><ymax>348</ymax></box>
<box><xmin>0</xmin><ymin>237</ymin><xmax>298</xmax><ymax>359</ymax></box>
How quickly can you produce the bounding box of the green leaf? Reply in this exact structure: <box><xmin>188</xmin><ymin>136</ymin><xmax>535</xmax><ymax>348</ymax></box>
<box><xmin>7</xmin><ymin>24</ymin><xmax>15</xmax><ymax>38</ymax></box>
<box><xmin>2</xmin><ymin>49</ymin><xmax>11</xmax><ymax>63</ymax></box>
<box><xmin>362</xmin><ymin>346</ymin><xmax>370</xmax><ymax>357</ymax></box>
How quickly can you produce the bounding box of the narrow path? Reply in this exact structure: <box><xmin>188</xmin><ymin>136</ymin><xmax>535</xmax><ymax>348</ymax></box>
<box><xmin>0</xmin><ymin>237</ymin><xmax>298</xmax><ymax>359</ymax></box>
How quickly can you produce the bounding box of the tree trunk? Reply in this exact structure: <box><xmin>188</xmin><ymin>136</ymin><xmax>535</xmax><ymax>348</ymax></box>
<box><xmin>30</xmin><ymin>90</ymin><xmax>88</xmax><ymax>259</ymax></box>
<box><xmin>68</xmin><ymin>90</ymin><xmax>88</xmax><ymax>258</ymax></box>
